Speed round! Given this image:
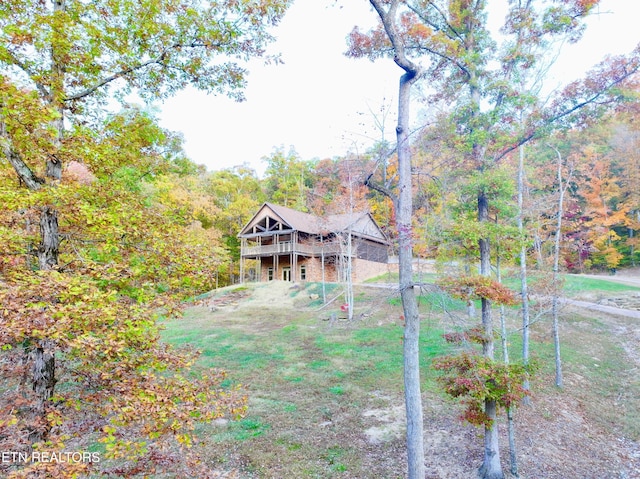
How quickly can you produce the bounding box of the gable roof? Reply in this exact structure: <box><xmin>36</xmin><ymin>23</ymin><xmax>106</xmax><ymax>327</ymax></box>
<box><xmin>238</xmin><ymin>202</ymin><xmax>388</xmax><ymax>244</ymax></box>
<box><xmin>267</xmin><ymin>203</ymin><xmax>324</xmax><ymax>233</ymax></box>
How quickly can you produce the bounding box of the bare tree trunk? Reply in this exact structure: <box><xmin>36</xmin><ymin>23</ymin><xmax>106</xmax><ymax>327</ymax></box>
<box><xmin>367</xmin><ymin>2</ymin><xmax>425</xmax><ymax>477</ymax></box>
<box><xmin>0</xmin><ymin>109</ymin><xmax>45</xmax><ymax>190</ymax></box>
<box><xmin>321</xmin><ymin>250</ymin><xmax>327</xmax><ymax>304</ymax></box>
<box><xmin>497</xmin><ymin>251</ymin><xmax>518</xmax><ymax>477</ymax></box>
<box><xmin>534</xmin><ymin>233</ymin><xmax>544</xmax><ymax>269</ymax></box>
<box><xmin>38</xmin><ymin>206</ymin><xmax>60</xmax><ymax>270</ymax></box>
<box><xmin>397</xmin><ymin>71</ymin><xmax>425</xmax><ymax>479</ymax></box>
<box><xmin>3</xmin><ymin>146</ymin><xmax>45</xmax><ymax>189</ymax></box>
<box><xmin>517</xmin><ymin>145</ymin><xmax>532</xmax><ymax>405</ymax></box>
<box><xmin>46</xmin><ymin>0</ymin><xmax>66</xmax><ymax>180</ymax></box>
<box><xmin>630</xmin><ymin>225</ymin><xmax>636</xmax><ymax>267</ymax></box>
<box><xmin>550</xmin><ymin>145</ymin><xmax>567</xmax><ymax>388</ymax></box>
<box><xmin>28</xmin><ymin>340</ymin><xmax>56</xmax><ymax>443</ymax></box>
<box><xmin>464</xmin><ymin>257</ymin><xmax>476</xmax><ymax>318</ymax></box>
<box><xmin>345</xmin><ymin>168</ymin><xmax>355</xmax><ymax>321</ymax></box>
<box><xmin>551</xmin><ymin>294</ymin><xmax>562</xmax><ymax>387</ymax></box>
<box><xmin>506</xmin><ymin>406</ymin><xmax>518</xmax><ymax>477</ymax></box>
<box><xmin>321</xmin><ymin>245</ymin><xmax>327</xmax><ymax>304</ymax></box>
<box><xmin>478</xmin><ymin>191</ymin><xmax>503</xmax><ymax>479</ymax></box>
<box><xmin>28</xmin><ymin>207</ymin><xmax>60</xmax><ymax>444</ymax></box>
<box><xmin>339</xmin><ymin>230</ymin><xmax>355</xmax><ymax>321</ymax></box>
<box><xmin>30</xmin><ymin>0</ymin><xmax>67</xmax><ymax>438</ymax></box>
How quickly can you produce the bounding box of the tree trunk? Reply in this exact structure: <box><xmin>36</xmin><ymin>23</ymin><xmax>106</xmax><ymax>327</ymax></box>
<box><xmin>366</xmin><ymin>2</ymin><xmax>426</xmax><ymax>476</ymax></box>
<box><xmin>0</xmin><ymin>112</ymin><xmax>44</xmax><ymax>190</ymax></box>
<box><xmin>46</xmin><ymin>153</ymin><xmax>63</xmax><ymax>180</ymax></box>
<box><xmin>478</xmin><ymin>190</ymin><xmax>503</xmax><ymax>479</ymax></box>
<box><xmin>3</xmin><ymin>146</ymin><xmax>45</xmax><ymax>190</ymax></box>
<box><xmin>507</xmin><ymin>405</ymin><xmax>518</xmax><ymax>477</ymax></box>
<box><xmin>32</xmin><ymin>0</ymin><xmax>65</xmax><ymax>427</ymax></box>
<box><xmin>46</xmin><ymin>0</ymin><xmax>66</xmax><ymax>181</ymax></box>
<box><xmin>345</xmin><ymin>169</ymin><xmax>355</xmax><ymax>321</ymax></box>
<box><xmin>517</xmin><ymin>145</ymin><xmax>532</xmax><ymax>405</ymax></box>
<box><xmin>5</xmin><ymin>7</ymin><xmax>66</xmax><ymax>438</ymax></box>
<box><xmin>550</xmin><ymin>145</ymin><xmax>566</xmax><ymax>388</ymax></box>
<box><xmin>397</xmin><ymin>70</ymin><xmax>425</xmax><ymax>479</ymax></box>
<box><xmin>2</xmin><ymin>112</ymin><xmax>60</xmax><ymax>446</ymax></box>
<box><xmin>29</xmin><ymin>340</ymin><xmax>56</xmax><ymax>443</ymax></box>
<box><xmin>38</xmin><ymin>206</ymin><xmax>60</xmax><ymax>270</ymax></box>
<box><xmin>29</xmin><ymin>207</ymin><xmax>61</xmax><ymax>444</ymax></box>
<box><xmin>629</xmin><ymin>226</ymin><xmax>635</xmax><ymax>267</ymax></box>
<box><xmin>497</xmin><ymin>250</ymin><xmax>518</xmax><ymax>477</ymax></box>
<box><xmin>479</xmin><ymin>399</ymin><xmax>503</xmax><ymax>479</ymax></box>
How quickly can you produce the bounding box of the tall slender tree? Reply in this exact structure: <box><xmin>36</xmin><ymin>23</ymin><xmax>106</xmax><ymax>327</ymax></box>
<box><xmin>350</xmin><ymin>2</ymin><xmax>426</xmax><ymax>477</ymax></box>
<box><xmin>548</xmin><ymin>143</ymin><xmax>572</xmax><ymax>387</ymax></box>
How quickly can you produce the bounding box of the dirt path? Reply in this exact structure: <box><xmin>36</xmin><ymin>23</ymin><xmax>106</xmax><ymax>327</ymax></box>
<box><xmin>561</xmin><ymin>297</ymin><xmax>640</xmax><ymax>319</ymax></box>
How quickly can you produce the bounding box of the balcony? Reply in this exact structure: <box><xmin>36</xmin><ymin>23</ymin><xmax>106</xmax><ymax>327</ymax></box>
<box><xmin>242</xmin><ymin>241</ymin><xmax>341</xmax><ymax>257</ymax></box>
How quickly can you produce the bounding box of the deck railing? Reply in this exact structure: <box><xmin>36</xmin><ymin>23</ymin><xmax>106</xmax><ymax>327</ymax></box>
<box><xmin>242</xmin><ymin>241</ymin><xmax>341</xmax><ymax>257</ymax></box>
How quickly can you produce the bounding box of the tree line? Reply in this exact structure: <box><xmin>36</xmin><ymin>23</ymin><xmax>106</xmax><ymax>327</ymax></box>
<box><xmin>203</xmin><ymin>98</ymin><xmax>640</xmax><ymax>279</ymax></box>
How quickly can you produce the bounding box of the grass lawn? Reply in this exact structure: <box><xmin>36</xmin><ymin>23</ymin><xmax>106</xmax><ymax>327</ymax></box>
<box><xmin>368</xmin><ymin>269</ymin><xmax>640</xmax><ymax>297</ymax></box>
<box><xmin>160</xmin><ymin>279</ymin><xmax>640</xmax><ymax>478</ymax></box>
<box><xmin>560</xmin><ymin>274</ymin><xmax>640</xmax><ymax>296</ymax></box>
<box><xmin>161</xmin><ymin>285</ymin><xmax>458</xmax><ymax>477</ymax></box>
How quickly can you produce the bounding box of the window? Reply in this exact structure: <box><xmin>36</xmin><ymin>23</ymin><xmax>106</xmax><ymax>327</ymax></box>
<box><xmin>300</xmin><ymin>264</ymin><xmax>307</xmax><ymax>281</ymax></box>
<box><xmin>267</xmin><ymin>267</ymin><xmax>273</xmax><ymax>281</ymax></box>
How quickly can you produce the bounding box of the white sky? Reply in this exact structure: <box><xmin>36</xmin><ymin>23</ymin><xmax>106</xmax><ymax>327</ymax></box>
<box><xmin>158</xmin><ymin>0</ymin><xmax>640</xmax><ymax>177</ymax></box>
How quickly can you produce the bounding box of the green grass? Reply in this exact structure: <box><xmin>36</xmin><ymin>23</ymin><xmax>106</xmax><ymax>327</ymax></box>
<box><xmin>388</xmin><ymin>291</ymin><xmax>470</xmax><ymax>312</ymax></box>
<box><xmin>369</xmin><ymin>268</ymin><xmax>640</xmax><ymax>297</ymax></box>
<box><xmin>158</xmin><ymin>279</ymin><xmax>640</xmax><ymax>477</ymax></box>
<box><xmin>496</xmin><ymin>271</ymin><xmax>640</xmax><ymax>298</ymax></box>
<box><xmin>159</xmin><ymin>297</ymin><xmax>457</xmax><ymax>476</ymax></box>
<box><xmin>365</xmin><ymin>271</ymin><xmax>438</xmax><ymax>283</ymax></box>
<box><xmin>561</xmin><ymin>274</ymin><xmax>640</xmax><ymax>295</ymax></box>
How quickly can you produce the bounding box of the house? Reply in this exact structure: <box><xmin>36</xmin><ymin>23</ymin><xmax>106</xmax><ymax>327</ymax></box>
<box><xmin>238</xmin><ymin>202</ymin><xmax>391</xmax><ymax>283</ymax></box>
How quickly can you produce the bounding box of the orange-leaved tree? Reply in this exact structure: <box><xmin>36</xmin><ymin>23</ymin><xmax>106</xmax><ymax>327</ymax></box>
<box><xmin>0</xmin><ymin>106</ymin><xmax>246</xmax><ymax>478</ymax></box>
<box><xmin>0</xmin><ymin>0</ymin><xmax>290</xmax><ymax>476</ymax></box>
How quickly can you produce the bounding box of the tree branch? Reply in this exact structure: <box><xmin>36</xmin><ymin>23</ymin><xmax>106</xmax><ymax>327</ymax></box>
<box><xmin>364</xmin><ymin>172</ymin><xmax>397</xmax><ymax>204</ymax></box>
<box><xmin>63</xmin><ymin>55</ymin><xmax>166</xmax><ymax>102</ymax></box>
<box><xmin>64</xmin><ymin>39</ymin><xmax>230</xmax><ymax>102</ymax></box>
<box><xmin>0</xmin><ymin>113</ymin><xmax>44</xmax><ymax>190</ymax></box>
<box><xmin>494</xmin><ymin>49</ymin><xmax>640</xmax><ymax>162</ymax></box>
<box><xmin>370</xmin><ymin>0</ymin><xmax>422</xmax><ymax>78</ymax></box>
<box><xmin>4</xmin><ymin>49</ymin><xmax>51</xmax><ymax>101</ymax></box>
<box><xmin>407</xmin><ymin>2</ymin><xmax>463</xmax><ymax>44</ymax></box>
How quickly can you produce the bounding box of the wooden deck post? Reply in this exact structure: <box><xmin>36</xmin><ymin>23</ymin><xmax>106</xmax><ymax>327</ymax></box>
<box><xmin>239</xmin><ymin>238</ymin><xmax>245</xmax><ymax>284</ymax></box>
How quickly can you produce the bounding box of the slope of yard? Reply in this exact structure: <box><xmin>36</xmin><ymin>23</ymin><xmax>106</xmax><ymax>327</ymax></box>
<box><xmin>162</xmin><ymin>279</ymin><xmax>640</xmax><ymax>479</ymax></box>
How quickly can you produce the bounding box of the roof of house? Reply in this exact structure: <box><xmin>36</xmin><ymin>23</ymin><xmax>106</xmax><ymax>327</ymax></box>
<box><xmin>238</xmin><ymin>202</ymin><xmax>389</xmax><ymax>244</ymax></box>
<box><xmin>266</xmin><ymin>202</ymin><xmax>324</xmax><ymax>234</ymax></box>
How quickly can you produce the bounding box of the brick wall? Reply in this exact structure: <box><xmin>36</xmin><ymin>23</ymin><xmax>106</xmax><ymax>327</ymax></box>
<box><xmin>302</xmin><ymin>257</ymin><xmax>338</xmax><ymax>282</ymax></box>
<box><xmin>256</xmin><ymin>255</ymin><xmax>396</xmax><ymax>284</ymax></box>
<box><xmin>352</xmin><ymin>258</ymin><xmax>394</xmax><ymax>282</ymax></box>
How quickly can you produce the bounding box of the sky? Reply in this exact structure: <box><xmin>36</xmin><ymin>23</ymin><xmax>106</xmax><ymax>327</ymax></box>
<box><xmin>157</xmin><ymin>0</ymin><xmax>640</xmax><ymax>177</ymax></box>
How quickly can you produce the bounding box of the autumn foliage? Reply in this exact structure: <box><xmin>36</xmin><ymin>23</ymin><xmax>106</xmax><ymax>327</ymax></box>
<box><xmin>0</xmin><ymin>122</ymin><xmax>249</xmax><ymax>477</ymax></box>
<box><xmin>433</xmin><ymin>351</ymin><xmax>534</xmax><ymax>427</ymax></box>
<box><xmin>0</xmin><ymin>0</ymin><xmax>292</xmax><ymax>476</ymax></box>
<box><xmin>438</xmin><ymin>274</ymin><xmax>519</xmax><ymax>307</ymax></box>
